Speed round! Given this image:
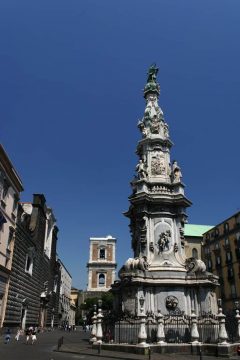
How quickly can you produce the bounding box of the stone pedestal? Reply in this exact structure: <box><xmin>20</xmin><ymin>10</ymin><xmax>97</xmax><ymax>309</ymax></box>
<box><xmin>138</xmin><ymin>308</ymin><xmax>147</xmax><ymax>347</ymax></box>
<box><xmin>96</xmin><ymin>308</ymin><xmax>103</xmax><ymax>344</ymax></box>
<box><xmin>90</xmin><ymin>308</ymin><xmax>97</xmax><ymax>343</ymax></box>
<box><xmin>217</xmin><ymin>307</ymin><xmax>228</xmax><ymax>345</ymax></box>
<box><xmin>190</xmin><ymin>309</ymin><xmax>200</xmax><ymax>344</ymax></box>
<box><xmin>156</xmin><ymin>310</ymin><xmax>166</xmax><ymax>344</ymax></box>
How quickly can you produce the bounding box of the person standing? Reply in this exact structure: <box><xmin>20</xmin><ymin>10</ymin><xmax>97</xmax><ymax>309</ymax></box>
<box><xmin>4</xmin><ymin>328</ymin><xmax>11</xmax><ymax>344</ymax></box>
<box><xmin>15</xmin><ymin>328</ymin><xmax>21</xmax><ymax>341</ymax></box>
<box><xmin>25</xmin><ymin>327</ymin><xmax>31</xmax><ymax>344</ymax></box>
<box><xmin>31</xmin><ymin>328</ymin><xmax>37</xmax><ymax>345</ymax></box>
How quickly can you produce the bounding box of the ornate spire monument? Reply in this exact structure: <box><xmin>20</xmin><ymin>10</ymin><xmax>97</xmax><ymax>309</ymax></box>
<box><xmin>113</xmin><ymin>65</ymin><xmax>218</xmax><ymax>316</ymax></box>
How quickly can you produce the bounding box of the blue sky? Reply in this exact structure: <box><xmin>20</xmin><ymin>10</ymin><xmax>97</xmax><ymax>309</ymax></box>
<box><xmin>1</xmin><ymin>0</ymin><xmax>240</xmax><ymax>289</ymax></box>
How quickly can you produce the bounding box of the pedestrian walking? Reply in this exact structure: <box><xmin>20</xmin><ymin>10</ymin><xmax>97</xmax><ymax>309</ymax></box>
<box><xmin>15</xmin><ymin>328</ymin><xmax>22</xmax><ymax>341</ymax></box>
<box><xmin>31</xmin><ymin>329</ymin><xmax>37</xmax><ymax>344</ymax></box>
<box><xmin>4</xmin><ymin>328</ymin><xmax>11</xmax><ymax>344</ymax></box>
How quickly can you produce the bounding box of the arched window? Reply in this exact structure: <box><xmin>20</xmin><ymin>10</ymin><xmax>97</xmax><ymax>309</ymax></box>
<box><xmin>98</xmin><ymin>273</ymin><xmax>105</xmax><ymax>287</ymax></box>
<box><xmin>192</xmin><ymin>248</ymin><xmax>198</xmax><ymax>259</ymax></box>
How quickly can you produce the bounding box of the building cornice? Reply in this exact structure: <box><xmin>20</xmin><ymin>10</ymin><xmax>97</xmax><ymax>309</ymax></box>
<box><xmin>0</xmin><ymin>144</ymin><xmax>24</xmax><ymax>192</ymax></box>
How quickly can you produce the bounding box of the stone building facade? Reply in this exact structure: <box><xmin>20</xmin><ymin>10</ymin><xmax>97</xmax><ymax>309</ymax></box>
<box><xmin>0</xmin><ymin>145</ymin><xmax>23</xmax><ymax>328</ymax></box>
<box><xmin>202</xmin><ymin>211</ymin><xmax>240</xmax><ymax>311</ymax></box>
<box><xmin>184</xmin><ymin>224</ymin><xmax>213</xmax><ymax>260</ymax></box>
<box><xmin>87</xmin><ymin>235</ymin><xmax>116</xmax><ymax>292</ymax></box>
<box><xmin>4</xmin><ymin>194</ymin><xmax>60</xmax><ymax>329</ymax></box>
<box><xmin>58</xmin><ymin>259</ymin><xmax>72</xmax><ymax>327</ymax></box>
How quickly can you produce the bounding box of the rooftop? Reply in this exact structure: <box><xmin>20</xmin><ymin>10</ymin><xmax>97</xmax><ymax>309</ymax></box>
<box><xmin>184</xmin><ymin>224</ymin><xmax>214</xmax><ymax>237</ymax></box>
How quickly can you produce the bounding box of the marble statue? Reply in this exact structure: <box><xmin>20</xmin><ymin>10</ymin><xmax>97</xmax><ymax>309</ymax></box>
<box><xmin>150</xmin><ymin>115</ymin><xmax>160</xmax><ymax>134</ymax></box>
<box><xmin>136</xmin><ymin>159</ymin><xmax>148</xmax><ymax>179</ymax></box>
<box><xmin>172</xmin><ymin>161</ymin><xmax>182</xmax><ymax>182</ymax></box>
<box><xmin>147</xmin><ymin>63</ymin><xmax>159</xmax><ymax>83</ymax></box>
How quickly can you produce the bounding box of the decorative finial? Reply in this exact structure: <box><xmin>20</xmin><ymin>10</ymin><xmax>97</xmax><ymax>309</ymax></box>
<box><xmin>144</xmin><ymin>64</ymin><xmax>160</xmax><ymax>98</ymax></box>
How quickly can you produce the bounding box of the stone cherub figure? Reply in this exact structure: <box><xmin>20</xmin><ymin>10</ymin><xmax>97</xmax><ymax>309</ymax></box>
<box><xmin>136</xmin><ymin>159</ymin><xmax>148</xmax><ymax>179</ymax></box>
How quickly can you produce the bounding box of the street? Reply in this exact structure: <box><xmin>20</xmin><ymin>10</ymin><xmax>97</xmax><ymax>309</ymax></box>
<box><xmin>0</xmin><ymin>329</ymin><xmax>89</xmax><ymax>360</ymax></box>
<box><xmin>0</xmin><ymin>328</ymin><xmax>238</xmax><ymax>360</ymax></box>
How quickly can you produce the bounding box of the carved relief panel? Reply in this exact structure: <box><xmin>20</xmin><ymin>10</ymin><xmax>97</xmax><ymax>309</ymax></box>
<box><xmin>151</xmin><ymin>151</ymin><xmax>166</xmax><ymax>176</ymax></box>
<box><xmin>153</xmin><ymin>219</ymin><xmax>173</xmax><ymax>255</ymax></box>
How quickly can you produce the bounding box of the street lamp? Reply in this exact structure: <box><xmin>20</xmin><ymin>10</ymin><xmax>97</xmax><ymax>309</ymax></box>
<box><xmin>98</xmin><ymin>299</ymin><xmax>103</xmax><ymax>309</ymax></box>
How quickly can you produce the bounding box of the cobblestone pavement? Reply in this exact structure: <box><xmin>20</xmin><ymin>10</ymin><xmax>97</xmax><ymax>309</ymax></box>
<box><xmin>0</xmin><ymin>329</ymin><xmax>239</xmax><ymax>360</ymax></box>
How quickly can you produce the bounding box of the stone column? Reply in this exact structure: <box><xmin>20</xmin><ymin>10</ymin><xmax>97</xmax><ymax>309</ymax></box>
<box><xmin>217</xmin><ymin>306</ymin><xmax>228</xmax><ymax>344</ymax></box>
<box><xmin>138</xmin><ymin>296</ymin><xmax>147</xmax><ymax>347</ymax></box>
<box><xmin>90</xmin><ymin>305</ymin><xmax>97</xmax><ymax>343</ymax></box>
<box><xmin>96</xmin><ymin>307</ymin><xmax>104</xmax><ymax>344</ymax></box>
<box><xmin>236</xmin><ymin>309</ymin><xmax>240</xmax><ymax>341</ymax></box>
<box><xmin>190</xmin><ymin>309</ymin><xmax>200</xmax><ymax>344</ymax></box>
<box><xmin>156</xmin><ymin>310</ymin><xmax>166</xmax><ymax>344</ymax></box>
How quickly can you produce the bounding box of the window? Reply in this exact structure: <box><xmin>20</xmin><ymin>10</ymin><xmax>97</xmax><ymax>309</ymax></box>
<box><xmin>2</xmin><ymin>179</ymin><xmax>10</xmax><ymax>199</ymax></box>
<box><xmin>230</xmin><ymin>284</ymin><xmax>237</xmax><ymax>298</ymax></box>
<box><xmin>53</xmin><ymin>276</ymin><xmax>58</xmax><ymax>293</ymax></box>
<box><xmin>225</xmin><ymin>238</ymin><xmax>229</xmax><ymax>246</ymax></box>
<box><xmin>208</xmin><ymin>259</ymin><xmax>212</xmax><ymax>270</ymax></box>
<box><xmin>224</xmin><ymin>223</ymin><xmax>229</xmax><ymax>234</ymax></box>
<box><xmin>99</xmin><ymin>248</ymin><xmax>105</xmax><ymax>259</ymax></box>
<box><xmin>215</xmin><ymin>242</ymin><xmax>220</xmax><ymax>250</ymax></box>
<box><xmin>192</xmin><ymin>248</ymin><xmax>198</xmax><ymax>259</ymax></box>
<box><xmin>228</xmin><ymin>267</ymin><xmax>234</xmax><ymax>279</ymax></box>
<box><xmin>216</xmin><ymin>256</ymin><xmax>221</xmax><ymax>265</ymax></box>
<box><xmin>236</xmin><ymin>215</ymin><xmax>240</xmax><ymax>227</ymax></box>
<box><xmin>25</xmin><ymin>254</ymin><xmax>33</xmax><ymax>275</ymax></box>
<box><xmin>204</xmin><ymin>247</ymin><xmax>210</xmax><ymax>254</ymax></box>
<box><xmin>7</xmin><ymin>227</ymin><xmax>14</xmax><ymax>249</ymax></box>
<box><xmin>0</xmin><ymin>210</ymin><xmax>7</xmax><ymax>231</ymax></box>
<box><xmin>236</xmin><ymin>248</ymin><xmax>240</xmax><ymax>260</ymax></box>
<box><xmin>226</xmin><ymin>252</ymin><xmax>232</xmax><ymax>263</ymax></box>
<box><xmin>98</xmin><ymin>273</ymin><xmax>105</xmax><ymax>287</ymax></box>
<box><xmin>12</xmin><ymin>194</ymin><xmax>19</xmax><ymax>212</ymax></box>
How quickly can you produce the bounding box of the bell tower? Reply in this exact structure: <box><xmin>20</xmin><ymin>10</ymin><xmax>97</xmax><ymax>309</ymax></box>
<box><xmin>87</xmin><ymin>235</ymin><xmax>116</xmax><ymax>292</ymax></box>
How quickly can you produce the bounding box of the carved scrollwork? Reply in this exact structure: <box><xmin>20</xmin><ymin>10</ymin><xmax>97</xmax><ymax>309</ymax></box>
<box><xmin>185</xmin><ymin>257</ymin><xmax>206</xmax><ymax>273</ymax></box>
<box><xmin>123</xmin><ymin>256</ymin><xmax>150</xmax><ymax>272</ymax></box>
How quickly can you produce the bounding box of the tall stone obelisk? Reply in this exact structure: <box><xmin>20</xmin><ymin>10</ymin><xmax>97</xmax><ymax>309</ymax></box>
<box><xmin>113</xmin><ymin>65</ymin><xmax>218</xmax><ymax>316</ymax></box>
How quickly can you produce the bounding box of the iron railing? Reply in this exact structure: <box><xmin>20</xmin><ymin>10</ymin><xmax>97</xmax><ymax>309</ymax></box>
<box><xmin>102</xmin><ymin>311</ymin><xmax>239</xmax><ymax>345</ymax></box>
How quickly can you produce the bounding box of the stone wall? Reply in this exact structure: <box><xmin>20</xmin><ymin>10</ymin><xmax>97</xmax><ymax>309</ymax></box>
<box><xmin>4</xmin><ymin>195</ymin><xmax>60</xmax><ymax>329</ymax></box>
